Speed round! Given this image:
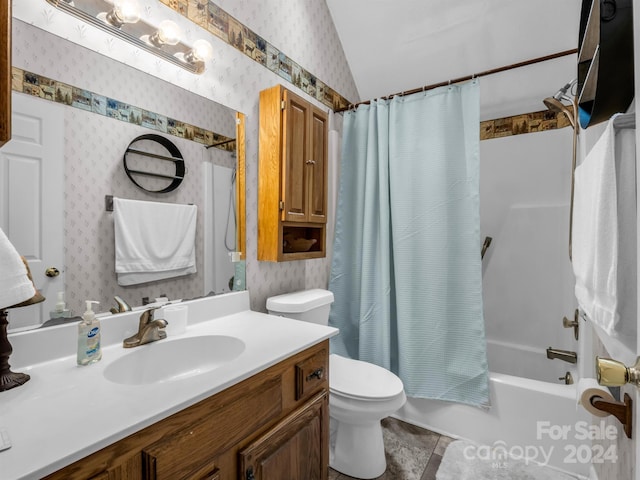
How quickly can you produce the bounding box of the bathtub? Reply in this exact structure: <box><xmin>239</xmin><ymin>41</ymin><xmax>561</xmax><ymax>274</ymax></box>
<box><xmin>395</xmin><ymin>342</ymin><xmax>592</xmax><ymax>478</ymax></box>
<box><xmin>487</xmin><ymin>338</ymin><xmax>575</xmax><ymax>383</ymax></box>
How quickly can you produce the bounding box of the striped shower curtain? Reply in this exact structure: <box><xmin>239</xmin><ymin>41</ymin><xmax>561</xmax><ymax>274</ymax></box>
<box><xmin>329</xmin><ymin>80</ymin><xmax>489</xmax><ymax>407</ymax></box>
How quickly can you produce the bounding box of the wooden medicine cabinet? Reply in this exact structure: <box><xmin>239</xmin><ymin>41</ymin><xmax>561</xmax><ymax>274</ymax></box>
<box><xmin>258</xmin><ymin>85</ymin><xmax>329</xmax><ymax>261</ymax></box>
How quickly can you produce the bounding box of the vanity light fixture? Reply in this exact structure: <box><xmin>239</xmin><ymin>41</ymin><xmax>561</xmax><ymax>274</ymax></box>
<box><xmin>46</xmin><ymin>0</ymin><xmax>213</xmax><ymax>74</ymax></box>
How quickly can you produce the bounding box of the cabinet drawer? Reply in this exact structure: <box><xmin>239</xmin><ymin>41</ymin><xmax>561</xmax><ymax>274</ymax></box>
<box><xmin>295</xmin><ymin>349</ymin><xmax>328</xmax><ymax>401</ymax></box>
<box><xmin>143</xmin><ymin>376</ymin><xmax>282</xmax><ymax>479</ymax></box>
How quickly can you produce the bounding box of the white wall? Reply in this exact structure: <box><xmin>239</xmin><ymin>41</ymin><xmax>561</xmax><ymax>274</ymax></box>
<box><xmin>480</xmin><ymin>127</ymin><xmax>576</xmax><ymax>361</ymax></box>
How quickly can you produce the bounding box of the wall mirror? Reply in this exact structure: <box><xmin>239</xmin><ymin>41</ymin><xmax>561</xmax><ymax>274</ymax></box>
<box><xmin>2</xmin><ymin>15</ymin><xmax>246</xmax><ymax>331</ymax></box>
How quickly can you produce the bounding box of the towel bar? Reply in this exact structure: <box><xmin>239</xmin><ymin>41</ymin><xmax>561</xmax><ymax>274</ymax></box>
<box><xmin>205</xmin><ymin>138</ymin><xmax>236</xmax><ymax>149</ymax></box>
<box><xmin>105</xmin><ymin>195</ymin><xmax>193</xmax><ymax>212</ymax></box>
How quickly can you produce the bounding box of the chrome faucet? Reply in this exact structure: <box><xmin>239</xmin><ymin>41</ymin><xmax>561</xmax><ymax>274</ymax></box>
<box><xmin>546</xmin><ymin>347</ymin><xmax>577</xmax><ymax>364</ymax></box>
<box><xmin>123</xmin><ymin>307</ymin><xmax>167</xmax><ymax>348</ymax></box>
<box><xmin>110</xmin><ymin>295</ymin><xmax>132</xmax><ymax>314</ymax></box>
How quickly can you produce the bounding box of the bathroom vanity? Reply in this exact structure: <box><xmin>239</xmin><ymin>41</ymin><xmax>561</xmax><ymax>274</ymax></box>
<box><xmin>0</xmin><ymin>292</ymin><xmax>337</xmax><ymax>480</ymax></box>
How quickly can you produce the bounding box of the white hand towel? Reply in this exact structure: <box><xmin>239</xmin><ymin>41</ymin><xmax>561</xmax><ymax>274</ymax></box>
<box><xmin>114</xmin><ymin>198</ymin><xmax>197</xmax><ymax>286</ymax></box>
<box><xmin>572</xmin><ymin>114</ymin><xmax>636</xmax><ymax>336</ymax></box>
<box><xmin>0</xmin><ymin>228</ymin><xmax>36</xmax><ymax>308</ymax></box>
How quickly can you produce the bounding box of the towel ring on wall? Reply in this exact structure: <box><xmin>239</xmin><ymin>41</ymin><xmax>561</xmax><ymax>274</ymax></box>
<box><xmin>123</xmin><ymin>134</ymin><xmax>186</xmax><ymax>193</ymax></box>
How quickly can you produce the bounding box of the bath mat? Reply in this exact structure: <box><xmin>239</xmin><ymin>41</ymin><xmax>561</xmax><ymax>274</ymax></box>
<box><xmin>436</xmin><ymin>440</ymin><xmax>578</xmax><ymax>480</ymax></box>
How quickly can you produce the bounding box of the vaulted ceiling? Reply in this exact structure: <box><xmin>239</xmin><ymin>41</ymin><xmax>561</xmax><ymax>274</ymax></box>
<box><xmin>326</xmin><ymin>0</ymin><xmax>581</xmax><ymax>119</ymax></box>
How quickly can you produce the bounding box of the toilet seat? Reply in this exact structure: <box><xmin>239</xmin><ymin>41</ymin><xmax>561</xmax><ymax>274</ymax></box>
<box><xmin>329</xmin><ymin>354</ymin><xmax>404</xmax><ymax>401</ymax></box>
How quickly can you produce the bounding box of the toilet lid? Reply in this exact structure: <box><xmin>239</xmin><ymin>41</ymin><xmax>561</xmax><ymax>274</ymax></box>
<box><xmin>329</xmin><ymin>354</ymin><xmax>404</xmax><ymax>400</ymax></box>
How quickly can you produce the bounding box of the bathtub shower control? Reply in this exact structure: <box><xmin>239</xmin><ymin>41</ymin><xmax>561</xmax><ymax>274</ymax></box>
<box><xmin>596</xmin><ymin>356</ymin><xmax>640</xmax><ymax>387</ymax></box>
<box><xmin>562</xmin><ymin>309</ymin><xmax>579</xmax><ymax>340</ymax></box>
<box><xmin>558</xmin><ymin>372</ymin><xmax>574</xmax><ymax>384</ymax></box>
<box><xmin>546</xmin><ymin>348</ymin><xmax>577</xmax><ymax>364</ymax></box>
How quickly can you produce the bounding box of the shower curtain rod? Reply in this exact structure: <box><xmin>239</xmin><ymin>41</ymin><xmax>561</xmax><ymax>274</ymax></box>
<box><xmin>336</xmin><ymin>48</ymin><xmax>578</xmax><ymax>113</ymax></box>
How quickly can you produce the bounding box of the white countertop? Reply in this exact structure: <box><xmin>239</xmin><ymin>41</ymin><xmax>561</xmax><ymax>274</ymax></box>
<box><xmin>0</xmin><ymin>291</ymin><xmax>338</xmax><ymax>480</ymax></box>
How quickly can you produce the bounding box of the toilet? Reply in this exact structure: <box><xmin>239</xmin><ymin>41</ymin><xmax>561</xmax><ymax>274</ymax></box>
<box><xmin>267</xmin><ymin>289</ymin><xmax>406</xmax><ymax>479</ymax></box>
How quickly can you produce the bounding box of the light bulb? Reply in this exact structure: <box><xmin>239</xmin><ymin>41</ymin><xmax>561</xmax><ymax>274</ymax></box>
<box><xmin>154</xmin><ymin>20</ymin><xmax>182</xmax><ymax>46</ymax></box>
<box><xmin>188</xmin><ymin>39</ymin><xmax>213</xmax><ymax>62</ymax></box>
<box><xmin>106</xmin><ymin>0</ymin><xmax>141</xmax><ymax>27</ymax></box>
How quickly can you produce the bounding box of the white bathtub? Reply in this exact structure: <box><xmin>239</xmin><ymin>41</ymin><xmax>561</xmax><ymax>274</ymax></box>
<box><xmin>487</xmin><ymin>338</ymin><xmax>575</xmax><ymax>383</ymax></box>
<box><xmin>396</xmin><ymin>364</ymin><xmax>591</xmax><ymax>478</ymax></box>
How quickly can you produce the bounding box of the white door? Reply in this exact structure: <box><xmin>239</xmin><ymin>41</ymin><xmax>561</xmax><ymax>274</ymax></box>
<box><xmin>0</xmin><ymin>93</ymin><xmax>64</xmax><ymax>330</ymax></box>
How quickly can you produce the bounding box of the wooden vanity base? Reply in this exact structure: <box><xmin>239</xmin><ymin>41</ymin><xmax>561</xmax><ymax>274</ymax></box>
<box><xmin>44</xmin><ymin>340</ymin><xmax>329</xmax><ymax>480</ymax></box>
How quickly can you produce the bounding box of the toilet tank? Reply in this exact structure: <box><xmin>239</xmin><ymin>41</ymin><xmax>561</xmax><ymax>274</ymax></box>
<box><xmin>266</xmin><ymin>289</ymin><xmax>334</xmax><ymax>325</ymax></box>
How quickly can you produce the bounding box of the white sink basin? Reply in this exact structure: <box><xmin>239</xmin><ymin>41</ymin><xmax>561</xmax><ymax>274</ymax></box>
<box><xmin>103</xmin><ymin>335</ymin><xmax>245</xmax><ymax>385</ymax></box>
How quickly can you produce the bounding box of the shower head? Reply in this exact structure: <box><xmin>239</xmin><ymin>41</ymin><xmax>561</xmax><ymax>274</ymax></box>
<box><xmin>543</xmin><ymin>96</ymin><xmax>566</xmax><ymax>113</ymax></box>
<box><xmin>543</xmin><ymin>79</ymin><xmax>578</xmax><ymax>129</ymax></box>
<box><xmin>550</xmin><ymin>80</ymin><xmax>577</xmax><ymax>102</ymax></box>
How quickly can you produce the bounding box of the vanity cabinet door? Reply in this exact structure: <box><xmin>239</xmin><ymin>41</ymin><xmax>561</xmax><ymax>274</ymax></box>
<box><xmin>239</xmin><ymin>392</ymin><xmax>328</xmax><ymax>480</ymax></box>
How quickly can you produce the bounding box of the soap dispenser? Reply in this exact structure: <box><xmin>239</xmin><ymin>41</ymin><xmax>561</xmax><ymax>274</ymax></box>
<box><xmin>50</xmin><ymin>291</ymin><xmax>72</xmax><ymax>319</ymax></box>
<box><xmin>77</xmin><ymin>300</ymin><xmax>101</xmax><ymax>366</ymax></box>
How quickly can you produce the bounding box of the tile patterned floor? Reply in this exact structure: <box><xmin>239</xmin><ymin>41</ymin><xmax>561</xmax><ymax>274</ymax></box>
<box><xmin>328</xmin><ymin>417</ymin><xmax>454</xmax><ymax>480</ymax></box>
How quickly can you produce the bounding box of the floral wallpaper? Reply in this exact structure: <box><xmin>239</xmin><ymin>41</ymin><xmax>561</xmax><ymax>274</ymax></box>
<box><xmin>12</xmin><ymin>0</ymin><xmax>359</xmax><ymax>312</ymax></box>
<box><xmin>11</xmin><ymin>19</ymin><xmax>237</xmax><ymax>315</ymax></box>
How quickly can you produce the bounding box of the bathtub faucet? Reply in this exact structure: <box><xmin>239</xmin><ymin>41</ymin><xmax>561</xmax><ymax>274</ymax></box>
<box><xmin>546</xmin><ymin>347</ymin><xmax>577</xmax><ymax>364</ymax></box>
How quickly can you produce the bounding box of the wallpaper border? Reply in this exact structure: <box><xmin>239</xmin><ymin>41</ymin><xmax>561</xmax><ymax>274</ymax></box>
<box><xmin>163</xmin><ymin>0</ymin><xmax>353</xmax><ymax>111</ymax></box>
<box><xmin>10</xmin><ymin>66</ymin><xmax>235</xmax><ymax>151</ymax></box>
<box><xmin>480</xmin><ymin>109</ymin><xmax>572</xmax><ymax>140</ymax></box>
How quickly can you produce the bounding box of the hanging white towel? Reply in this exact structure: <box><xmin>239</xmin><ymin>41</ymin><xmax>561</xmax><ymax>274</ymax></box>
<box><xmin>113</xmin><ymin>198</ymin><xmax>197</xmax><ymax>286</ymax></box>
<box><xmin>572</xmin><ymin>114</ymin><xmax>637</xmax><ymax>336</ymax></box>
<box><xmin>0</xmin><ymin>228</ymin><xmax>36</xmax><ymax>308</ymax></box>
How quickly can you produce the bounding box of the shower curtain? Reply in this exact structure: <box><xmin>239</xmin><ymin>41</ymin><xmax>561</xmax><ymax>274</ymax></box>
<box><xmin>329</xmin><ymin>80</ymin><xmax>489</xmax><ymax>407</ymax></box>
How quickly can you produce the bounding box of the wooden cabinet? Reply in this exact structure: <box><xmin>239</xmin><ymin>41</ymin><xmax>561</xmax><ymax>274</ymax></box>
<box><xmin>258</xmin><ymin>85</ymin><xmax>329</xmax><ymax>261</ymax></box>
<box><xmin>44</xmin><ymin>341</ymin><xmax>329</xmax><ymax>480</ymax></box>
<box><xmin>239</xmin><ymin>393</ymin><xmax>327</xmax><ymax>480</ymax></box>
<box><xmin>0</xmin><ymin>0</ymin><xmax>11</xmax><ymax>147</ymax></box>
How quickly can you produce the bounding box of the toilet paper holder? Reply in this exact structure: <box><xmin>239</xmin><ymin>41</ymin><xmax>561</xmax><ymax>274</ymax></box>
<box><xmin>593</xmin><ymin>356</ymin><xmax>636</xmax><ymax>439</ymax></box>
<box><xmin>589</xmin><ymin>393</ymin><xmax>632</xmax><ymax>439</ymax></box>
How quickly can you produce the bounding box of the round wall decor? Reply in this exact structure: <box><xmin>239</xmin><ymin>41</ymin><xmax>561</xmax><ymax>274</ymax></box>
<box><xmin>123</xmin><ymin>134</ymin><xmax>186</xmax><ymax>193</ymax></box>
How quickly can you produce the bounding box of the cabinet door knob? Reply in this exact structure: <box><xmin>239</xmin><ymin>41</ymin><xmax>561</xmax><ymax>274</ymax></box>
<box><xmin>306</xmin><ymin>367</ymin><xmax>324</xmax><ymax>381</ymax></box>
<box><xmin>306</xmin><ymin>159</ymin><xmax>316</xmax><ymax>165</ymax></box>
<box><xmin>45</xmin><ymin>267</ymin><xmax>60</xmax><ymax>277</ymax></box>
